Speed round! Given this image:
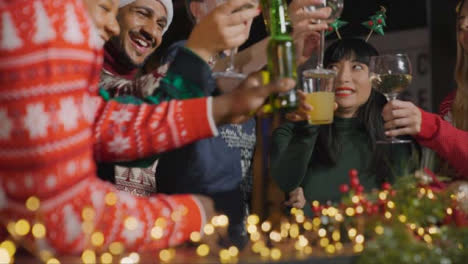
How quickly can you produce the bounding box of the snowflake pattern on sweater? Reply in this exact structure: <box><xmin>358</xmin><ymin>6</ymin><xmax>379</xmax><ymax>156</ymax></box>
<box><xmin>0</xmin><ymin>0</ymin><xmax>217</xmax><ymax>254</ymax></box>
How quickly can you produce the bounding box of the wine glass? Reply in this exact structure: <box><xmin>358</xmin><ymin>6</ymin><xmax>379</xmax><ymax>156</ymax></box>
<box><xmin>369</xmin><ymin>54</ymin><xmax>413</xmax><ymax>144</ymax></box>
<box><xmin>211</xmin><ymin>0</ymin><xmax>259</xmax><ymax>80</ymax></box>
<box><xmin>302</xmin><ymin>0</ymin><xmax>344</xmax><ymax>78</ymax></box>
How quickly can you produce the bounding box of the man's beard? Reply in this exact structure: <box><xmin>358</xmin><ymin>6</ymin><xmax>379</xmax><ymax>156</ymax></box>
<box><xmin>108</xmin><ymin>36</ymin><xmax>151</xmax><ymax>69</ymax></box>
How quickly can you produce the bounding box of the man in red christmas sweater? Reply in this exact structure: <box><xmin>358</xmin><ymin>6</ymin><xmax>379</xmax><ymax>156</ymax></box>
<box><xmin>0</xmin><ymin>0</ymin><xmax>294</xmax><ymax>254</ymax></box>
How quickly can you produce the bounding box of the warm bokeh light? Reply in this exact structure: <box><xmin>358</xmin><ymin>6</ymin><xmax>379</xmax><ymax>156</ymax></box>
<box><xmin>345</xmin><ymin>207</ymin><xmax>355</xmax><ymax>217</ymax></box>
<box><xmin>247</xmin><ymin>214</ymin><xmax>260</xmax><ymax>225</ymax></box>
<box><xmin>81</xmin><ymin>249</ymin><xmax>96</xmax><ymax>264</ymax></box>
<box><xmin>335</xmin><ymin>242</ymin><xmax>343</xmax><ymax>251</ymax></box>
<box><xmin>190</xmin><ymin>231</ymin><xmax>201</xmax><ymax>242</ymax></box>
<box><xmin>423</xmin><ymin>234</ymin><xmax>432</xmax><ymax>243</ymax></box>
<box><xmin>355</xmin><ymin>234</ymin><xmax>364</xmax><ymax>244</ymax></box>
<box><xmin>398</xmin><ymin>214</ymin><xmax>407</xmax><ymax>223</ymax></box>
<box><xmin>196</xmin><ymin>244</ymin><xmax>210</xmax><ymax>257</ymax></box>
<box><xmin>261</xmin><ymin>221</ymin><xmax>272</xmax><ymax>232</ymax></box>
<box><xmin>46</xmin><ymin>258</ymin><xmax>60</xmax><ymax>264</ymax></box>
<box><xmin>228</xmin><ymin>246</ymin><xmax>239</xmax><ymax>257</ymax></box>
<box><xmin>289</xmin><ymin>224</ymin><xmax>299</xmax><ymax>238</ymax></box>
<box><xmin>203</xmin><ymin>224</ymin><xmax>215</xmax><ymax>235</ymax></box>
<box><xmin>82</xmin><ymin>207</ymin><xmax>95</xmax><ymax>222</ymax></box>
<box><xmin>100</xmin><ymin>253</ymin><xmax>113</xmax><ymax>264</ymax></box>
<box><xmin>91</xmin><ymin>232</ymin><xmax>105</xmax><ymax>247</ymax></box>
<box><xmin>332</xmin><ymin>230</ymin><xmax>340</xmax><ymax>241</ymax></box>
<box><xmin>355</xmin><ymin>206</ymin><xmax>364</xmax><ymax>214</ymax></box>
<box><xmin>151</xmin><ymin>226</ymin><xmax>164</xmax><ymax>240</ymax></box>
<box><xmin>109</xmin><ymin>242</ymin><xmax>124</xmax><ymax>255</ymax></box>
<box><xmin>378</xmin><ymin>191</ymin><xmax>388</xmax><ymax>201</ymax></box>
<box><xmin>0</xmin><ymin>248</ymin><xmax>11</xmax><ymax>264</ymax></box>
<box><xmin>159</xmin><ymin>249</ymin><xmax>174</xmax><ymax>262</ymax></box>
<box><xmin>319</xmin><ymin>238</ymin><xmax>329</xmax><ymax>247</ymax></box>
<box><xmin>247</xmin><ymin>224</ymin><xmax>258</xmax><ymax>234</ymax></box>
<box><xmin>124</xmin><ymin>217</ymin><xmax>138</xmax><ymax>230</ymax></box>
<box><xmin>446</xmin><ymin>208</ymin><xmax>453</xmax><ymax>215</ymax></box>
<box><xmin>353</xmin><ymin>243</ymin><xmax>364</xmax><ymax>253</ymax></box>
<box><xmin>105</xmin><ymin>192</ymin><xmax>118</xmax><ymax>206</ymax></box>
<box><xmin>326</xmin><ymin>244</ymin><xmax>336</xmax><ymax>254</ymax></box>
<box><xmin>312</xmin><ymin>217</ymin><xmax>321</xmax><ymax>227</ymax></box>
<box><xmin>0</xmin><ymin>240</ymin><xmax>16</xmax><ymax>257</ymax></box>
<box><xmin>269</xmin><ymin>231</ymin><xmax>281</xmax><ymax>242</ymax></box>
<box><xmin>129</xmin><ymin>252</ymin><xmax>140</xmax><ymax>263</ymax></box>
<box><xmin>318</xmin><ymin>228</ymin><xmax>327</xmax><ymax>237</ymax></box>
<box><xmin>348</xmin><ymin>228</ymin><xmax>357</xmax><ymax>238</ymax></box>
<box><xmin>32</xmin><ymin>223</ymin><xmax>46</xmax><ymax>239</ymax></box>
<box><xmin>270</xmin><ymin>248</ymin><xmax>281</xmax><ymax>260</ymax></box>
<box><xmin>15</xmin><ymin>219</ymin><xmax>30</xmax><ymax>236</ymax></box>
<box><xmin>39</xmin><ymin>250</ymin><xmax>53</xmax><ymax>262</ymax></box>
<box><xmin>374</xmin><ymin>225</ymin><xmax>384</xmax><ymax>235</ymax></box>
<box><xmin>428</xmin><ymin>226</ymin><xmax>439</xmax><ymax>234</ymax></box>
<box><xmin>384</xmin><ymin>212</ymin><xmax>392</xmax><ymax>219</ymax></box>
<box><xmin>250</xmin><ymin>232</ymin><xmax>261</xmax><ymax>241</ymax></box>
<box><xmin>260</xmin><ymin>247</ymin><xmax>270</xmax><ymax>257</ymax></box>
<box><xmin>417</xmin><ymin>227</ymin><xmax>425</xmax><ymax>236</ymax></box>
<box><xmin>219</xmin><ymin>249</ymin><xmax>230</xmax><ymax>261</ymax></box>
<box><xmin>303</xmin><ymin>221</ymin><xmax>312</xmax><ymax>231</ymax></box>
<box><xmin>155</xmin><ymin>217</ymin><xmax>167</xmax><ymax>228</ymax></box>
<box><xmin>25</xmin><ymin>196</ymin><xmax>40</xmax><ymax>211</ymax></box>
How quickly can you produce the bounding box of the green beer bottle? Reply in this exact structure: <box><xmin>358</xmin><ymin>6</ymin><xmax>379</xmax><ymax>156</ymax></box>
<box><xmin>267</xmin><ymin>0</ymin><xmax>298</xmax><ymax>112</ymax></box>
<box><xmin>260</xmin><ymin>0</ymin><xmax>291</xmax><ymax>34</ymax></box>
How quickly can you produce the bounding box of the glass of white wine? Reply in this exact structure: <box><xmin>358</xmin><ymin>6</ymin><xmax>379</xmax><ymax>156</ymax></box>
<box><xmin>369</xmin><ymin>54</ymin><xmax>413</xmax><ymax>144</ymax></box>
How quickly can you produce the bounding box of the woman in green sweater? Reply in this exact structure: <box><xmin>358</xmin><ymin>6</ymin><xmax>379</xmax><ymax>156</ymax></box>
<box><xmin>271</xmin><ymin>38</ymin><xmax>418</xmax><ymax>215</ymax></box>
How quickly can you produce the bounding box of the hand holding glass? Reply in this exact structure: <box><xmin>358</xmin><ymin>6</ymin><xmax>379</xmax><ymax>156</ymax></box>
<box><xmin>211</xmin><ymin>0</ymin><xmax>259</xmax><ymax>80</ymax></box>
<box><xmin>369</xmin><ymin>54</ymin><xmax>413</xmax><ymax>144</ymax></box>
<box><xmin>302</xmin><ymin>72</ymin><xmax>336</xmax><ymax>125</ymax></box>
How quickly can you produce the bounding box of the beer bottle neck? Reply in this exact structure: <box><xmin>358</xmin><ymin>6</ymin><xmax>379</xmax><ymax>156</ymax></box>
<box><xmin>269</xmin><ymin>0</ymin><xmax>290</xmax><ymax>36</ymax></box>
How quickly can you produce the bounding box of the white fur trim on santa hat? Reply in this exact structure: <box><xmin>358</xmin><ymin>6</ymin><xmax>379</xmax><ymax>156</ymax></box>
<box><xmin>119</xmin><ymin>0</ymin><xmax>173</xmax><ymax>34</ymax></box>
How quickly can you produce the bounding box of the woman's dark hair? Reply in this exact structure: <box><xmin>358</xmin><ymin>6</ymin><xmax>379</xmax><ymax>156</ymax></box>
<box><xmin>313</xmin><ymin>38</ymin><xmax>397</xmax><ymax>183</ymax></box>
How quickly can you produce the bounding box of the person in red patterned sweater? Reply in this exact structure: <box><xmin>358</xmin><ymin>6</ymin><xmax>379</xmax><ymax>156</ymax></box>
<box><xmin>0</xmin><ymin>0</ymin><xmax>295</xmax><ymax>255</ymax></box>
<box><xmin>381</xmin><ymin>0</ymin><xmax>468</xmax><ymax>179</ymax></box>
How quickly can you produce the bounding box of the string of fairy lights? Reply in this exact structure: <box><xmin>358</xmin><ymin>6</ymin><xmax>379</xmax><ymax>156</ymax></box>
<box><xmin>0</xmin><ymin>169</ymin><xmax>463</xmax><ymax>264</ymax></box>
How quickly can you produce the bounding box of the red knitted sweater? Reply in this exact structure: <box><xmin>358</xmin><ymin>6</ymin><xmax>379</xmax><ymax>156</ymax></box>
<box><xmin>0</xmin><ymin>0</ymin><xmax>217</xmax><ymax>253</ymax></box>
<box><xmin>416</xmin><ymin>91</ymin><xmax>468</xmax><ymax>178</ymax></box>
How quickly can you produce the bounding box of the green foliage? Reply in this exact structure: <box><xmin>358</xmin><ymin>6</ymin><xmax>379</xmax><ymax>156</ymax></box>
<box><xmin>357</xmin><ymin>175</ymin><xmax>468</xmax><ymax>264</ymax></box>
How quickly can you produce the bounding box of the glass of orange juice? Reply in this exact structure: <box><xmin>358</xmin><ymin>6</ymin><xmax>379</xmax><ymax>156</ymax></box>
<box><xmin>302</xmin><ymin>69</ymin><xmax>336</xmax><ymax>125</ymax></box>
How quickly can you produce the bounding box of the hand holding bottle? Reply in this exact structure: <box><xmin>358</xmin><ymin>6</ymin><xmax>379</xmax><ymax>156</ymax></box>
<box><xmin>212</xmin><ymin>72</ymin><xmax>296</xmax><ymax>124</ymax></box>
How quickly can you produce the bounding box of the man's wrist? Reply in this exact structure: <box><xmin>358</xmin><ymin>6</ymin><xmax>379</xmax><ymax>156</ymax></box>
<box><xmin>185</xmin><ymin>40</ymin><xmax>214</xmax><ymax>63</ymax></box>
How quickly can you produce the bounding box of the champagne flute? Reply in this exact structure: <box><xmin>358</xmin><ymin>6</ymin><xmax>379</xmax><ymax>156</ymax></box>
<box><xmin>212</xmin><ymin>0</ymin><xmax>259</xmax><ymax>79</ymax></box>
<box><xmin>369</xmin><ymin>54</ymin><xmax>413</xmax><ymax>144</ymax></box>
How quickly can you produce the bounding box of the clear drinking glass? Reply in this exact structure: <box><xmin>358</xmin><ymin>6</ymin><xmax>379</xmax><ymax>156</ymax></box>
<box><xmin>300</xmin><ymin>0</ymin><xmax>343</xmax><ymax>123</ymax></box>
<box><xmin>369</xmin><ymin>54</ymin><xmax>413</xmax><ymax>144</ymax></box>
<box><xmin>211</xmin><ymin>0</ymin><xmax>259</xmax><ymax>80</ymax></box>
<box><xmin>302</xmin><ymin>71</ymin><xmax>336</xmax><ymax>125</ymax></box>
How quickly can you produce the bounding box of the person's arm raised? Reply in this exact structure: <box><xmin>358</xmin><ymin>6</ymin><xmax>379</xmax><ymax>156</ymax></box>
<box><xmin>186</xmin><ymin>0</ymin><xmax>261</xmax><ymax>63</ymax></box>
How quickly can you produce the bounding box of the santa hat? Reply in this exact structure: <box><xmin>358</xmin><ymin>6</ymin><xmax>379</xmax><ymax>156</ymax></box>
<box><xmin>119</xmin><ymin>0</ymin><xmax>173</xmax><ymax>34</ymax></box>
